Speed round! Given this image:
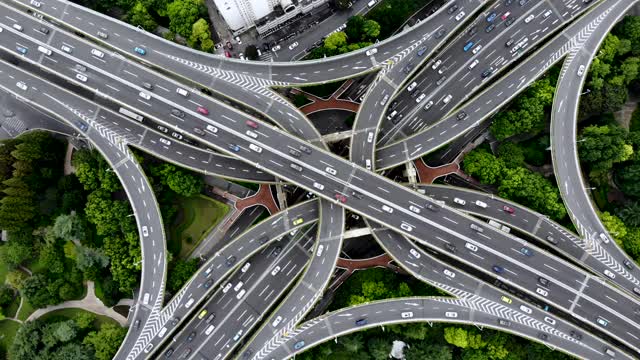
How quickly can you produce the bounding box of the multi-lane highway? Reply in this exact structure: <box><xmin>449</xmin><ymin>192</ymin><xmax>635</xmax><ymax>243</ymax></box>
<box><xmin>1</xmin><ymin>0</ymin><xmax>640</xmax><ymax>359</ymax></box>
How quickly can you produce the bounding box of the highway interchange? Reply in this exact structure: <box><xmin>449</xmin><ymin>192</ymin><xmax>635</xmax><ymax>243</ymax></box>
<box><xmin>0</xmin><ymin>0</ymin><xmax>639</xmax><ymax>359</ymax></box>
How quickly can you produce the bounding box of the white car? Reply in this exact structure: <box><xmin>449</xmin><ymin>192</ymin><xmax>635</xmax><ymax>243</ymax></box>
<box><xmin>222</xmin><ymin>282</ymin><xmax>233</xmax><ymax>293</ymax></box>
<box><xmin>240</xmin><ymin>262</ymin><xmax>251</xmax><ymax>273</ymax></box>
<box><xmin>524</xmin><ymin>14</ymin><xmax>535</xmax><ymax>23</ymax></box>
<box><xmin>16</xmin><ymin>81</ymin><xmax>28</xmax><ymax>91</ymax></box>
<box><xmin>453</xmin><ymin>198</ymin><xmax>466</xmax><ymax>205</ymax></box>
<box><xmin>288</xmin><ymin>42</ymin><xmax>299</xmax><ymax>50</ymax></box>
<box><xmin>409</xmin><ymin>205</ymin><xmax>421</xmax><ymax>213</ymax></box>
<box><xmin>90</xmin><ymin>48</ymin><xmax>104</xmax><ymax>58</ymax></box>
<box><xmin>206</xmin><ymin>125</ymin><xmax>218</xmax><ymax>133</ymax></box>
<box><xmin>271</xmin><ymin>266</ymin><xmax>281</xmax><ymax>276</ymax></box>
<box><xmin>236</xmin><ymin>289</ymin><xmax>246</xmax><ymax>299</ymax></box>
<box><xmin>577</xmin><ymin>65</ymin><xmax>585</xmax><ymax>76</ymax></box>
<box><xmin>465</xmin><ymin>242</ymin><xmax>478</xmax><ymax>252</ymax></box>
<box><xmin>313</xmin><ymin>182</ymin><xmax>325</xmax><ymax>190</ymax></box>
<box><xmin>544</xmin><ymin>316</ymin><xmax>556</xmax><ymax>325</ymax></box>
<box><xmin>233</xmin><ymin>281</ymin><xmax>244</xmax><ymax>292</ymax></box>
<box><xmin>30</xmin><ymin>0</ymin><xmax>41</xmax><ymax>7</ymax></box>
<box><xmin>138</xmin><ymin>91</ymin><xmax>151</xmax><ymax>100</ymax></box>
<box><xmin>272</xmin><ymin>45</ymin><xmax>281</xmax><ymax>52</ymax></box>
<box><xmin>316</xmin><ymin>244</ymin><xmax>324</xmax><ymax>257</ymax></box>
<box><xmin>443</xmin><ymin>269</ymin><xmax>456</xmax><ymax>278</ymax></box>
<box><xmin>400</xmin><ymin>223</ymin><xmax>413</xmax><ymax>232</ymax></box>
<box><xmin>75</xmin><ymin>73</ymin><xmax>88</xmax><ymax>82</ymax></box>
<box><xmin>61</xmin><ymin>45</ymin><xmax>72</xmax><ymax>53</ymax></box>
<box><xmin>325</xmin><ymin>167</ymin><xmax>337</xmax><ymax>175</ymax></box>
<box><xmin>455</xmin><ymin>11</ymin><xmax>465</xmax><ymax>21</ymax></box>
<box><xmin>367</xmin><ymin>132</ymin><xmax>374</xmax><ymax>143</ymax></box>
<box><xmin>431</xmin><ymin>59</ymin><xmax>442</xmax><ymax>70</ymax></box>
<box><xmin>381</xmin><ymin>204</ymin><xmax>394</xmax><ymax>213</ymax></box>
<box><xmin>365</xmin><ymin>48</ymin><xmax>378</xmax><ymax>56</ymax></box>
<box><xmin>159</xmin><ymin>138</ymin><xmax>171</xmax><ymax>146</ymax></box>
<box><xmin>401</xmin><ymin>312</ymin><xmax>414</xmax><ymax>318</ymax></box>
<box><xmin>415</xmin><ymin>93</ymin><xmax>426</xmax><ymax>103</ymax></box>
<box><xmin>519</xmin><ymin>305</ymin><xmax>532</xmax><ymax>314</ymax></box>
<box><xmin>409</xmin><ymin>248</ymin><xmax>421</xmax><ymax>259</ymax></box>
<box><xmin>365</xmin><ymin>159</ymin><xmax>372</xmax><ymax>170</ymax></box>
<box><xmin>246</xmin><ymin>130</ymin><xmax>258</xmax><ymax>138</ymax></box>
<box><xmin>604</xmin><ymin>269</ymin><xmax>616</xmax><ymax>279</ymax></box>
<box><xmin>141</xmin><ymin>226</ymin><xmax>149</xmax><ymax>237</ymax></box>
<box><xmin>472</xmin><ymin>45</ymin><xmax>483</xmax><ymax>55</ymax></box>
<box><xmin>445</xmin><ymin>312</ymin><xmax>458</xmax><ymax>318</ymax></box>
<box><xmin>442</xmin><ymin>94</ymin><xmax>453</xmax><ymax>104</ymax></box>
<box><xmin>468</xmin><ymin>59</ymin><xmax>479</xmax><ymax>70</ymax></box>
<box><xmin>535</xmin><ymin>288</ymin><xmax>548</xmax><ymax>297</ymax></box>
<box><xmin>272</xmin><ymin>316</ymin><xmax>283</xmax><ymax>327</ymax></box>
<box><xmin>407</xmin><ymin>82</ymin><xmax>418</xmax><ymax>92</ymax></box>
<box><xmin>205</xmin><ymin>325</ymin><xmax>215</xmax><ymax>335</ymax></box>
<box><xmin>423</xmin><ymin>100</ymin><xmax>434</xmax><ymax>111</ymax></box>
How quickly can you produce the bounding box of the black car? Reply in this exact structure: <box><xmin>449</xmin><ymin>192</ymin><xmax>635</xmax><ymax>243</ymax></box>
<box><xmin>538</xmin><ymin>277</ymin><xmax>550</xmax><ymax>286</ymax></box>
<box><xmin>39</xmin><ymin>27</ymin><xmax>50</xmax><ymax>34</ymax></box>
<box><xmin>164</xmin><ymin>348</ymin><xmax>174</xmax><ymax>358</ymax></box>
<box><xmin>351</xmin><ymin>191</ymin><xmax>364</xmax><ymax>200</ymax></box>
<box><xmin>505</xmin><ymin>17</ymin><xmax>515</xmax><ymax>27</ymax></box>
<box><xmin>187</xmin><ymin>331</ymin><xmax>196</xmax><ymax>342</ymax></box>
<box><xmin>259</xmin><ymin>236</ymin><xmax>269</xmax><ymax>244</ymax></box>
<box><xmin>171</xmin><ymin>317</ymin><xmax>180</xmax><ymax>326</ymax></box>
<box><xmin>134</xmin><ymin>319</ymin><xmax>141</xmax><ymax>330</ymax></box>
<box><xmin>298</xmin><ymin>145</ymin><xmax>312</xmax><ymax>154</ymax></box>
<box><xmin>467</xmin><ymin>26</ymin><xmax>477</xmax><ymax>36</ymax></box>
<box><xmin>447</xmin><ymin>3</ymin><xmax>458</xmax><ymax>14</ymax></box>
<box><xmin>243</xmin><ymin>349</ymin><xmax>254</xmax><ymax>359</ymax></box>
<box><xmin>289</xmin><ymin>149</ymin><xmax>302</xmax><ymax>157</ymax></box>
<box><xmin>206</xmin><ymin>313</ymin><xmax>216</xmax><ymax>323</ymax></box>
<box><xmin>445</xmin><ymin>243</ymin><xmax>456</xmax><ymax>252</ymax></box>
<box><xmin>391</xmin><ymin>113</ymin><xmax>404</xmax><ymax>124</ymax></box>
<box><xmin>203</xmin><ymin>278</ymin><xmax>214</xmax><ymax>288</ymax></box>
<box><xmin>546</xmin><ymin>235</ymin><xmax>558</xmax><ymax>245</ymax></box>
<box><xmin>403</xmin><ymin>63</ymin><xmax>414</xmax><ymax>74</ymax></box>
<box><xmin>426</xmin><ymin>203</ymin><xmax>440</xmax><ymax>212</ymax></box>
<box><xmin>435</xmin><ymin>28</ymin><xmax>447</xmax><ymax>39</ymax></box>
<box><xmin>481</xmin><ymin>67</ymin><xmax>495</xmax><ymax>78</ymax></box>
<box><xmin>456</xmin><ymin>111</ymin><xmax>467</xmax><ymax>120</ymax></box>
<box><xmin>623</xmin><ymin>259</ymin><xmax>633</xmax><ymax>270</ymax></box>
<box><xmin>262</xmin><ymin>43</ymin><xmax>270</xmax><ymax>52</ymax></box>
<box><xmin>75</xmin><ymin>121</ymin><xmax>88</xmax><ymax>132</ymax></box>
<box><xmin>272</xmin><ymin>246</ymin><xmax>282</xmax><ymax>257</ymax></box>
<box><xmin>355</xmin><ymin>318</ymin><xmax>368</xmax><ymax>326</ymax></box>
<box><xmin>570</xmin><ymin>331</ymin><xmax>582</xmax><ymax>340</ymax></box>
<box><xmin>225</xmin><ymin>255</ymin><xmax>237</xmax><ymax>267</ymax></box>
<box><xmin>390</xmin><ymin>100</ymin><xmax>399</xmax><ymax>109</ymax></box>
<box><xmin>485</xmin><ymin>24</ymin><xmax>495</xmax><ymax>33</ymax></box>
<box><xmin>505</xmin><ymin>38</ymin><xmax>515</xmax><ymax>47</ymax></box>
<box><xmin>538</xmin><ymin>333</ymin><xmax>548</xmax><ymax>341</ymax></box>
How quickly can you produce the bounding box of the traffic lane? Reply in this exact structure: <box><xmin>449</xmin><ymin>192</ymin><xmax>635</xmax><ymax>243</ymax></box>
<box><xmin>581</xmin><ymin>278</ymin><xmax>640</xmax><ymax>331</ymax></box>
<box><xmin>573</xmin><ymin>295</ymin><xmax>640</xmax><ymax>352</ymax></box>
<box><xmin>200</xmin><ymin>242</ymin><xmax>313</xmax><ymax>359</ymax></box>
<box><xmin>167</xmin><ymin>234</ymin><xmax>302</xmax><ymax>358</ymax></box>
<box><xmin>373</xmin><ymin>0</ymin><xmax>613</xmax><ymax>168</ymax></box>
<box><xmin>384</xmin><ymin>4</ymin><xmax>560</xmax><ymax>144</ymax></box>
<box><xmin>189</xmin><ymin>229</ymin><xmax>314</xmax><ymax>359</ymax></box>
<box><xmin>244</xmin><ymin>200</ymin><xmax>344</xmax><ymax>359</ymax></box>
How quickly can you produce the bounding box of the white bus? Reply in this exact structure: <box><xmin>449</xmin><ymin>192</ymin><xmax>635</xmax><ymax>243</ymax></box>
<box><xmin>118</xmin><ymin>107</ymin><xmax>143</xmax><ymax>122</ymax></box>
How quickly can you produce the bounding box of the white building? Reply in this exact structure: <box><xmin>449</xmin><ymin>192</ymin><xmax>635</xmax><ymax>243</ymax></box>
<box><xmin>214</xmin><ymin>0</ymin><xmax>329</xmax><ymax>35</ymax></box>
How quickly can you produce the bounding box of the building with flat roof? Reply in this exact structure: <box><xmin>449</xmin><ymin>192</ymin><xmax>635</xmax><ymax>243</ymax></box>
<box><xmin>214</xmin><ymin>0</ymin><xmax>328</xmax><ymax>35</ymax></box>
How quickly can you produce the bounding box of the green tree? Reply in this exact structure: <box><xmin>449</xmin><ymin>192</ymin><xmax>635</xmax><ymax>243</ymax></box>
<box><xmin>618</xmin><ymin>201</ymin><xmax>640</xmax><ymax>227</ymax></box>
<box><xmin>21</xmin><ymin>274</ymin><xmax>60</xmax><ymax>308</ymax></box>
<box><xmin>52</xmin><ymin>213</ymin><xmax>86</xmax><ymax>243</ymax></box>
<box><xmin>75</xmin><ymin>311</ymin><xmax>96</xmax><ymax>329</ymax></box>
<box><xmin>84</xmin><ymin>190</ymin><xmax>131</xmax><ymax>236</ymax></box>
<box><xmin>368</xmin><ymin>338</ymin><xmax>390</xmax><ymax>360</ymax></box>
<box><xmin>498</xmin><ymin>167</ymin><xmax>567</xmax><ymax>221</ymax></box>
<box><xmin>127</xmin><ymin>2</ymin><xmax>157</xmax><ymax>31</ymax></box>
<box><xmin>362</xmin><ymin>20</ymin><xmax>381</xmax><ymax>40</ymax></box>
<box><xmin>103</xmin><ymin>232</ymin><xmax>141</xmax><ymax>292</ymax></box>
<box><xmin>76</xmin><ymin>245</ymin><xmax>110</xmax><ymax>272</ymax></box>
<box><xmin>497</xmin><ymin>142</ymin><xmax>525</xmax><ymax>169</ymax></box>
<box><xmin>340</xmin><ymin>333</ymin><xmax>365</xmax><ymax>353</ymax></box>
<box><xmin>6</xmin><ymin>270</ymin><xmax>28</xmax><ymax>289</ymax></box>
<box><xmin>0</xmin><ymin>240</ymin><xmax>33</xmax><ymax>267</ymax></box>
<box><xmin>617</xmin><ymin>163</ymin><xmax>640</xmax><ymax>197</ymax></box>
<box><xmin>579</xmin><ymin>124</ymin><xmax>632</xmax><ymax>175</ymax></box>
<box><xmin>622</xmin><ymin>227</ymin><xmax>640</xmax><ymax>260</ymax></box>
<box><xmin>462</xmin><ymin>149</ymin><xmax>505</xmax><ymax>185</ymax></box>
<box><xmin>188</xmin><ymin>18</ymin><xmax>214</xmax><ymax>52</ymax></box>
<box><xmin>166</xmin><ymin>0</ymin><xmax>207</xmax><ymax>37</ymax></box>
<box><xmin>54</xmin><ymin>320</ymin><xmax>78</xmax><ymax>342</ymax></box>
<box><xmin>405</xmin><ymin>343</ymin><xmax>452</xmax><ymax>360</ymax></box>
<box><xmin>0</xmin><ymin>284</ymin><xmax>16</xmax><ymax>306</ymax></box>
<box><xmin>600</xmin><ymin>211</ymin><xmax>627</xmax><ymax>246</ymax></box>
<box><xmin>334</xmin><ymin>0</ymin><xmax>352</xmax><ymax>10</ymax></box>
<box><xmin>39</xmin><ymin>244</ymin><xmax>65</xmax><ymax>274</ymax></box>
<box><xmin>444</xmin><ymin>327</ymin><xmax>484</xmax><ymax>349</ymax></box>
<box><xmin>324</xmin><ymin>32</ymin><xmax>348</xmax><ymax>52</ymax></box>
<box><xmin>50</xmin><ymin>343</ymin><xmax>94</xmax><ymax>360</ymax></box>
<box><xmin>616</xmin><ymin>16</ymin><xmax>640</xmax><ymax>55</ymax></box>
<box><xmin>83</xmin><ymin>323</ymin><xmax>127</xmax><ymax>360</ymax></box>
<box><xmin>9</xmin><ymin>320</ymin><xmax>45</xmax><ymax>360</ymax></box>
<box><xmin>167</xmin><ymin>258</ymin><xmax>199</xmax><ymax>293</ymax></box>
<box><xmin>345</xmin><ymin>15</ymin><xmax>365</xmax><ymax>41</ymax></box>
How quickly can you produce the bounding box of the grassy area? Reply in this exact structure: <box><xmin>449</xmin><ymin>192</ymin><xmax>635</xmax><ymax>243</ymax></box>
<box><xmin>0</xmin><ymin>319</ymin><xmax>20</xmax><ymax>353</ymax></box>
<box><xmin>16</xmin><ymin>298</ymin><xmax>34</xmax><ymax>321</ymax></box>
<box><xmin>38</xmin><ymin>308</ymin><xmax>119</xmax><ymax>329</ymax></box>
<box><xmin>170</xmin><ymin>195</ymin><xmax>230</xmax><ymax>259</ymax></box>
<box><xmin>4</xmin><ymin>297</ymin><xmax>19</xmax><ymax>318</ymax></box>
<box><xmin>0</xmin><ymin>256</ymin><xmax>8</xmax><ymax>284</ymax></box>
<box><xmin>301</xmin><ymin>81</ymin><xmax>345</xmax><ymax>99</ymax></box>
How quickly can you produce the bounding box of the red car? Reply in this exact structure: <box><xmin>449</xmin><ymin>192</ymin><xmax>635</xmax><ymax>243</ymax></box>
<box><xmin>226</xmin><ymin>41</ymin><xmax>233</xmax><ymax>50</ymax></box>
<box><xmin>335</xmin><ymin>194</ymin><xmax>347</xmax><ymax>203</ymax></box>
<box><xmin>224</xmin><ymin>50</ymin><xmax>231</xmax><ymax>58</ymax></box>
<box><xmin>245</xmin><ymin>120</ymin><xmax>259</xmax><ymax>129</ymax></box>
<box><xmin>502</xmin><ymin>205</ymin><xmax>515</xmax><ymax>214</ymax></box>
<box><xmin>196</xmin><ymin>106</ymin><xmax>209</xmax><ymax>115</ymax></box>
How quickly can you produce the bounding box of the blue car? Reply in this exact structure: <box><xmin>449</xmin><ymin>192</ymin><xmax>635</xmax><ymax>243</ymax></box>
<box><xmin>293</xmin><ymin>341</ymin><xmax>305</xmax><ymax>350</ymax></box>
<box><xmin>75</xmin><ymin>121</ymin><xmax>88</xmax><ymax>132</ymax></box>
<box><xmin>486</xmin><ymin>12</ymin><xmax>497</xmax><ymax>22</ymax></box>
<box><xmin>355</xmin><ymin>318</ymin><xmax>368</xmax><ymax>326</ymax></box>
<box><xmin>463</xmin><ymin>41</ymin><xmax>474</xmax><ymax>52</ymax></box>
<box><xmin>228</xmin><ymin>144</ymin><xmax>240</xmax><ymax>152</ymax></box>
<box><xmin>492</xmin><ymin>265</ymin><xmax>504</xmax><ymax>274</ymax></box>
<box><xmin>16</xmin><ymin>46</ymin><xmax>27</xmax><ymax>54</ymax></box>
<box><xmin>134</xmin><ymin>47</ymin><xmax>146</xmax><ymax>55</ymax></box>
<box><xmin>417</xmin><ymin>46</ymin><xmax>428</xmax><ymax>57</ymax></box>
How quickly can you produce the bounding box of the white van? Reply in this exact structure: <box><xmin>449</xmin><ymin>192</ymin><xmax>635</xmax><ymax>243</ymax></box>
<box><xmin>185</xmin><ymin>297</ymin><xmax>195</xmax><ymax>308</ymax></box>
<box><xmin>176</xmin><ymin>87</ymin><xmax>189</xmax><ymax>97</ymax></box>
<box><xmin>249</xmin><ymin>143</ymin><xmax>262</xmax><ymax>153</ymax></box>
<box><xmin>90</xmin><ymin>49</ymin><xmax>104</xmax><ymax>58</ymax></box>
<box><xmin>205</xmin><ymin>325</ymin><xmax>215</xmax><ymax>335</ymax></box>
<box><xmin>157</xmin><ymin>327</ymin><xmax>168</xmax><ymax>338</ymax></box>
<box><xmin>37</xmin><ymin>45</ymin><xmax>52</xmax><ymax>56</ymax></box>
<box><xmin>142</xmin><ymin>293</ymin><xmax>150</xmax><ymax>305</ymax></box>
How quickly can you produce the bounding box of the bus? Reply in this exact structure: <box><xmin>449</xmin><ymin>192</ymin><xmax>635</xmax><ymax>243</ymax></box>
<box><xmin>118</xmin><ymin>107</ymin><xmax>143</xmax><ymax>122</ymax></box>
